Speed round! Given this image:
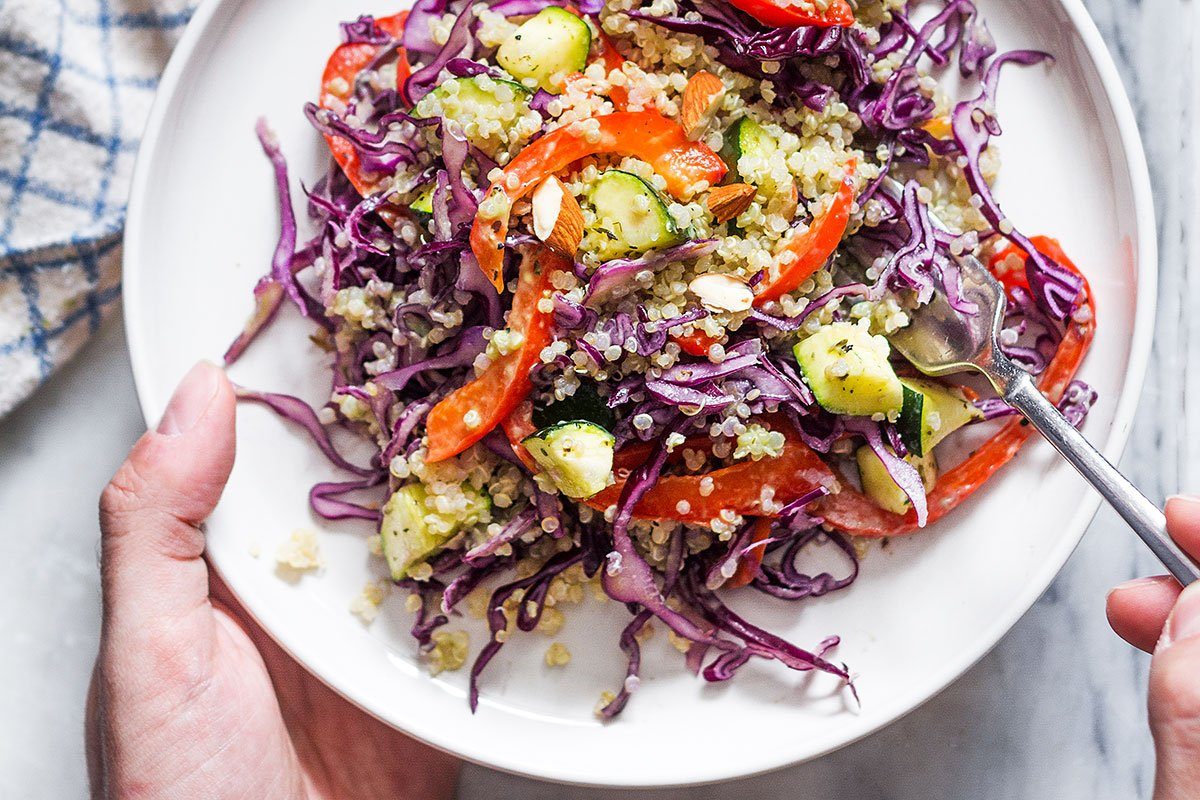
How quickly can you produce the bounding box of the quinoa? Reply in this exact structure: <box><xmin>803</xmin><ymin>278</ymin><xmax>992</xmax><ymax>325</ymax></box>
<box><xmin>426</xmin><ymin>630</ymin><xmax>470</xmax><ymax>676</ymax></box>
<box><xmin>275</xmin><ymin>529</ymin><xmax>323</xmax><ymax>576</ymax></box>
<box><xmin>545</xmin><ymin>642</ymin><xmax>572</xmax><ymax>666</ymax></box>
<box><xmin>350</xmin><ymin>580</ymin><xmax>391</xmax><ymax>624</ymax></box>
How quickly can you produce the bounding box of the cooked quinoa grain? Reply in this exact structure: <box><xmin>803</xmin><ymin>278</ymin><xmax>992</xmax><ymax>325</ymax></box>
<box><xmin>545</xmin><ymin>642</ymin><xmax>572</xmax><ymax>666</ymax></box>
<box><xmin>275</xmin><ymin>529</ymin><xmax>323</xmax><ymax>576</ymax></box>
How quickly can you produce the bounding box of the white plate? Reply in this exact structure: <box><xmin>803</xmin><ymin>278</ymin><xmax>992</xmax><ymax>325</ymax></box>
<box><xmin>124</xmin><ymin>0</ymin><xmax>1155</xmax><ymax>787</ymax></box>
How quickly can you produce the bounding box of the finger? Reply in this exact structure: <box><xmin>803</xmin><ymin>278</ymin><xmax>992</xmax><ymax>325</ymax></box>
<box><xmin>1104</xmin><ymin>495</ymin><xmax>1200</xmax><ymax>653</ymax></box>
<box><xmin>1165</xmin><ymin>495</ymin><xmax>1200</xmax><ymax>559</ymax></box>
<box><xmin>85</xmin><ymin>661</ymin><xmax>104</xmax><ymax>798</ymax></box>
<box><xmin>99</xmin><ymin>361</ymin><xmax>235</xmax><ymax>628</ymax></box>
<box><xmin>208</xmin><ymin>569</ymin><xmax>460</xmax><ymax>800</ymax></box>
<box><xmin>1106</xmin><ymin>576</ymin><xmax>1181</xmax><ymax>652</ymax></box>
<box><xmin>1149</xmin><ymin>583</ymin><xmax>1200</xmax><ymax>799</ymax></box>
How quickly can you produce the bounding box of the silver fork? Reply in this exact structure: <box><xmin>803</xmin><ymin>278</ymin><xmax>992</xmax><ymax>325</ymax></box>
<box><xmin>887</xmin><ymin>230</ymin><xmax>1199</xmax><ymax>585</ymax></box>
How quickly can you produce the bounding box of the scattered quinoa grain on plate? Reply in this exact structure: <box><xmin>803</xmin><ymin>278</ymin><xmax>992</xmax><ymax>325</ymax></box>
<box><xmin>427</xmin><ymin>630</ymin><xmax>471</xmax><ymax>675</ymax></box>
<box><xmin>230</xmin><ymin>0</ymin><xmax>1098</xmax><ymax>718</ymax></box>
<box><xmin>275</xmin><ymin>529</ymin><xmax>323</xmax><ymax>575</ymax></box>
<box><xmin>545</xmin><ymin>642</ymin><xmax>573</xmax><ymax>666</ymax></box>
<box><xmin>350</xmin><ymin>580</ymin><xmax>391</xmax><ymax>624</ymax></box>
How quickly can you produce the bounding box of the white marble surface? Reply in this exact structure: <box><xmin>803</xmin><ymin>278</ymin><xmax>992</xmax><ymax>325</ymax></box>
<box><xmin>0</xmin><ymin>1</ymin><xmax>1195</xmax><ymax>797</ymax></box>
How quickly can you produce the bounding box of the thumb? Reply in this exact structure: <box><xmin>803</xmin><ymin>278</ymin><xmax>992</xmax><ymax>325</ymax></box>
<box><xmin>1148</xmin><ymin>582</ymin><xmax>1200</xmax><ymax>800</ymax></box>
<box><xmin>99</xmin><ymin>361</ymin><xmax>236</xmax><ymax>628</ymax></box>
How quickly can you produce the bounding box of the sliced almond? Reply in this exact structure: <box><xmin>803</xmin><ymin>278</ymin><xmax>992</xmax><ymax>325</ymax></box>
<box><xmin>531</xmin><ymin>176</ymin><xmax>584</xmax><ymax>257</ymax></box>
<box><xmin>531</xmin><ymin>176</ymin><xmax>564</xmax><ymax>240</ymax></box>
<box><xmin>773</xmin><ymin>181</ymin><xmax>799</xmax><ymax>223</ymax></box>
<box><xmin>680</xmin><ymin>70</ymin><xmax>726</xmax><ymax>140</ymax></box>
<box><xmin>706</xmin><ymin>183</ymin><xmax>756</xmax><ymax>224</ymax></box>
<box><xmin>689</xmin><ymin>273</ymin><xmax>754</xmax><ymax>314</ymax></box>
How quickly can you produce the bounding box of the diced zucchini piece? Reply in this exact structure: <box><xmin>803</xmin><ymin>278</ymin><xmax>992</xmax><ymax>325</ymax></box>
<box><xmin>532</xmin><ymin>382</ymin><xmax>616</xmax><ymax>431</ymax></box>
<box><xmin>856</xmin><ymin>445</ymin><xmax>938</xmax><ymax>515</ymax></box>
<box><xmin>417</xmin><ymin>75</ymin><xmax>532</xmax><ymax>155</ymax></box>
<box><xmin>584</xmin><ymin>169</ymin><xmax>683</xmax><ymax>261</ymax></box>
<box><xmin>720</xmin><ymin>117</ymin><xmax>777</xmax><ymax>189</ymax></box>
<box><xmin>410</xmin><ymin>184</ymin><xmax>434</xmax><ymax>216</ymax></box>
<box><xmin>380</xmin><ymin>483</ymin><xmax>489</xmax><ymax>580</ymax></box>
<box><xmin>496</xmin><ymin>7</ymin><xmax>592</xmax><ymax>91</ymax></box>
<box><xmin>898</xmin><ymin>385</ymin><xmax>924</xmax><ymax>455</ymax></box>
<box><xmin>794</xmin><ymin>322</ymin><xmax>905</xmax><ymax>417</ymax></box>
<box><xmin>896</xmin><ymin>377</ymin><xmax>985</xmax><ymax>456</ymax></box>
<box><xmin>522</xmin><ymin>420</ymin><xmax>615</xmax><ymax>499</ymax></box>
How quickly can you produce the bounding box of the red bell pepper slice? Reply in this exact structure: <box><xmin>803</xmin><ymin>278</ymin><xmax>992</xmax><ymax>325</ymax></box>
<box><xmin>725</xmin><ymin>517</ymin><xmax>773</xmax><ymax>589</ymax></box>
<box><xmin>500</xmin><ymin>403</ymin><xmax>541</xmax><ymax>472</ymax></box>
<box><xmin>586</xmin><ymin>420</ymin><xmax>837</xmax><ymax>524</ymax></box>
<box><xmin>753</xmin><ymin>161</ymin><xmax>856</xmax><ymax>305</ymax></box>
<box><xmin>988</xmin><ymin>235</ymin><xmax>1072</xmax><ymax>297</ymax></box>
<box><xmin>562</xmin><ymin>8</ymin><xmax>632</xmax><ymax>110</ymax></box>
<box><xmin>424</xmin><ymin>248</ymin><xmax>569</xmax><ymax>462</ymax></box>
<box><xmin>318</xmin><ymin>12</ymin><xmax>410</xmax><ymax>198</ymax></box>
<box><xmin>671</xmin><ymin>328</ymin><xmax>723</xmax><ymax>357</ymax></box>
<box><xmin>593</xmin><ymin>30</ymin><xmax>631</xmax><ymax>110</ymax></box>
<box><xmin>816</xmin><ymin>250</ymin><xmax>1096</xmax><ymax>536</ymax></box>
<box><xmin>606</xmin><ymin>434</ymin><xmax>715</xmax><ymax>474</ymax></box>
<box><xmin>470</xmin><ymin>111</ymin><xmax>728</xmax><ymax>291</ymax></box>
<box><xmin>728</xmin><ymin>0</ymin><xmax>855</xmax><ymax>28</ymax></box>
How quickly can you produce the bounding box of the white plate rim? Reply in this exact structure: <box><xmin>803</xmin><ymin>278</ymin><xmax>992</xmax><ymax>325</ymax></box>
<box><xmin>122</xmin><ymin>0</ymin><xmax>1158</xmax><ymax>787</ymax></box>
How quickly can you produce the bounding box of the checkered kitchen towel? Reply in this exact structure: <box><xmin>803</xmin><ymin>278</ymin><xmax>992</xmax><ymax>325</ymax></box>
<box><xmin>0</xmin><ymin>0</ymin><xmax>195</xmax><ymax>415</ymax></box>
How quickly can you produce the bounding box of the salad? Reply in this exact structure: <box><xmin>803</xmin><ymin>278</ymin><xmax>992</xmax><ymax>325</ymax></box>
<box><xmin>229</xmin><ymin>0</ymin><xmax>1098</xmax><ymax>716</ymax></box>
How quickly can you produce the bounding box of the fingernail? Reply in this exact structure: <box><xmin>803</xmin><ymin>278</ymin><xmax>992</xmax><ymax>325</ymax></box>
<box><xmin>1163</xmin><ymin>583</ymin><xmax>1200</xmax><ymax>649</ymax></box>
<box><xmin>1166</xmin><ymin>494</ymin><xmax>1200</xmax><ymax>517</ymax></box>
<box><xmin>1108</xmin><ymin>575</ymin><xmax>1167</xmax><ymax>597</ymax></box>
<box><xmin>157</xmin><ymin>361</ymin><xmax>221</xmax><ymax>436</ymax></box>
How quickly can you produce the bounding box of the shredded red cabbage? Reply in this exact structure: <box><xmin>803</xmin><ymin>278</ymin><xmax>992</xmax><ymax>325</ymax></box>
<box><xmin>949</xmin><ymin>50</ymin><xmax>1085</xmax><ymax>322</ymax></box>
<box><xmin>402</xmin><ymin>0</ymin><xmax>453</xmax><ymax>58</ymax></box>
<box><xmin>234</xmin><ymin>387</ymin><xmax>376</xmax><ymax>478</ymax></box>
<box><xmin>405</xmin><ymin>4</ymin><xmax>477</xmax><ymax>103</ymax></box>
<box><xmin>584</xmin><ymin>239</ymin><xmax>718</xmax><ymax>305</ymax></box>
<box><xmin>309</xmin><ymin>475</ymin><xmax>387</xmax><ymax>521</ymax></box>
<box><xmin>626</xmin><ymin>0</ymin><xmax>858</xmax><ymax>110</ymax></box>
<box><xmin>224</xmin><ymin>121</ymin><xmax>302</xmax><ymax>363</ymax></box>
<box><xmin>754</xmin><ymin>529</ymin><xmax>859</xmax><ymax>600</ymax></box>
<box><xmin>843</xmin><ymin>417</ymin><xmax>928</xmax><ymax>527</ymax></box>
<box><xmin>340</xmin><ymin>15</ymin><xmax>393</xmax><ymax>46</ymax></box>
<box><xmin>470</xmin><ymin>550</ymin><xmax>584</xmax><ymax>710</ymax></box>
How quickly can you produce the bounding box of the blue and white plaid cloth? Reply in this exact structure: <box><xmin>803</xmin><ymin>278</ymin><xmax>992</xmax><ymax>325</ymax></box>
<box><xmin>0</xmin><ymin>0</ymin><xmax>196</xmax><ymax>415</ymax></box>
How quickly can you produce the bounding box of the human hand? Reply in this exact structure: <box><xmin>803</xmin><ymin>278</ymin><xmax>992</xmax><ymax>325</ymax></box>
<box><xmin>1106</xmin><ymin>495</ymin><xmax>1200</xmax><ymax>800</ymax></box>
<box><xmin>87</xmin><ymin>362</ymin><xmax>460</xmax><ymax>799</ymax></box>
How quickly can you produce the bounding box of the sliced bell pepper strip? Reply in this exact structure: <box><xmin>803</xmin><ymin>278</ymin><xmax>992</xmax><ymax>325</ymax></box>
<box><xmin>594</xmin><ymin>28</ymin><xmax>626</xmax><ymax>73</ymax></box>
<box><xmin>500</xmin><ymin>403</ymin><xmax>541</xmax><ymax>472</ymax></box>
<box><xmin>671</xmin><ymin>328</ymin><xmax>723</xmax><ymax>357</ymax></box>
<box><xmin>470</xmin><ymin>111</ymin><xmax>728</xmax><ymax>291</ymax></box>
<box><xmin>319</xmin><ymin>12</ymin><xmax>410</xmax><ymax>198</ymax></box>
<box><xmin>726</xmin><ymin>517</ymin><xmax>773</xmax><ymax>589</ymax></box>
<box><xmin>608</xmin><ymin>435</ymin><xmax>713</xmax><ymax>474</ymax></box>
<box><xmin>563</xmin><ymin>8</ymin><xmax>631</xmax><ymax>110</ymax></box>
<box><xmin>593</xmin><ymin>30</ymin><xmax>631</xmax><ymax>109</ymax></box>
<box><xmin>816</xmin><ymin>253</ymin><xmax>1096</xmax><ymax>536</ymax></box>
<box><xmin>728</xmin><ymin>0</ymin><xmax>855</xmax><ymax>28</ymax></box>
<box><xmin>425</xmin><ymin>248</ymin><xmax>569</xmax><ymax>462</ymax></box>
<box><xmin>587</xmin><ymin>419</ymin><xmax>838</xmax><ymax>524</ymax></box>
<box><xmin>988</xmin><ymin>235</ymin><xmax>1071</xmax><ymax>297</ymax></box>
<box><xmin>608</xmin><ymin>434</ymin><xmax>727</xmax><ymax>479</ymax></box>
<box><xmin>753</xmin><ymin>161</ymin><xmax>856</xmax><ymax>305</ymax></box>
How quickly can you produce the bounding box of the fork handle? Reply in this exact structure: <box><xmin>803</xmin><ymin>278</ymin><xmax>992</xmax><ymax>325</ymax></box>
<box><xmin>1001</xmin><ymin>369</ymin><xmax>1199</xmax><ymax>586</ymax></box>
